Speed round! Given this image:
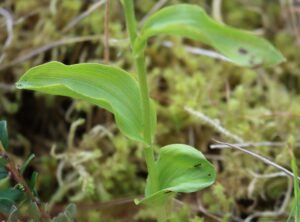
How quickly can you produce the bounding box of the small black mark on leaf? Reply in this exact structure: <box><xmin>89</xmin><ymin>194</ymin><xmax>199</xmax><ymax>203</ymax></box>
<box><xmin>238</xmin><ymin>48</ymin><xmax>248</xmax><ymax>55</ymax></box>
<box><xmin>194</xmin><ymin>163</ymin><xmax>202</xmax><ymax>168</ymax></box>
<box><xmin>165</xmin><ymin>190</ymin><xmax>172</xmax><ymax>194</ymax></box>
<box><xmin>208</xmin><ymin>173</ymin><xmax>211</xmax><ymax>177</ymax></box>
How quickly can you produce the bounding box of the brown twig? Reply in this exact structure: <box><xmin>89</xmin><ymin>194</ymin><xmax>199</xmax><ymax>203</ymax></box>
<box><xmin>104</xmin><ymin>0</ymin><xmax>110</xmax><ymax>63</ymax></box>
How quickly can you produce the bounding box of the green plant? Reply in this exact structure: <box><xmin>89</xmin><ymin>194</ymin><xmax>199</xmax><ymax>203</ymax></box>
<box><xmin>288</xmin><ymin>153</ymin><xmax>300</xmax><ymax>222</ymax></box>
<box><xmin>0</xmin><ymin>120</ymin><xmax>37</xmax><ymax>219</ymax></box>
<box><xmin>0</xmin><ymin>120</ymin><xmax>77</xmax><ymax>221</ymax></box>
<box><xmin>15</xmin><ymin>1</ymin><xmax>284</xmax><ymax>221</ymax></box>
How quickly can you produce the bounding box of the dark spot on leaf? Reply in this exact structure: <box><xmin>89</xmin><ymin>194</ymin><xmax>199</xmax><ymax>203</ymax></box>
<box><xmin>165</xmin><ymin>190</ymin><xmax>172</xmax><ymax>194</ymax></box>
<box><xmin>238</xmin><ymin>48</ymin><xmax>248</xmax><ymax>55</ymax></box>
<box><xmin>208</xmin><ymin>173</ymin><xmax>211</xmax><ymax>177</ymax></box>
<box><xmin>194</xmin><ymin>163</ymin><xmax>202</xmax><ymax>168</ymax></box>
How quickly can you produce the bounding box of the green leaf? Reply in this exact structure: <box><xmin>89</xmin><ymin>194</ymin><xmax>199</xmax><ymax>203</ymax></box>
<box><xmin>0</xmin><ymin>199</ymin><xmax>16</xmax><ymax>217</ymax></box>
<box><xmin>291</xmin><ymin>153</ymin><xmax>300</xmax><ymax>222</ymax></box>
<box><xmin>0</xmin><ymin>120</ymin><xmax>9</xmax><ymax>150</ymax></box>
<box><xmin>29</xmin><ymin>171</ymin><xmax>39</xmax><ymax>195</ymax></box>
<box><xmin>16</xmin><ymin>62</ymin><xmax>156</xmax><ymax>144</ymax></box>
<box><xmin>7</xmin><ymin>206</ymin><xmax>19</xmax><ymax>222</ymax></box>
<box><xmin>0</xmin><ymin>188</ymin><xmax>24</xmax><ymax>202</ymax></box>
<box><xmin>20</xmin><ymin>154</ymin><xmax>35</xmax><ymax>175</ymax></box>
<box><xmin>0</xmin><ymin>166</ymin><xmax>8</xmax><ymax>180</ymax></box>
<box><xmin>29</xmin><ymin>201</ymin><xmax>41</xmax><ymax>222</ymax></box>
<box><xmin>0</xmin><ymin>158</ymin><xmax>8</xmax><ymax>180</ymax></box>
<box><xmin>137</xmin><ymin>144</ymin><xmax>216</xmax><ymax>206</ymax></box>
<box><xmin>135</xmin><ymin>4</ymin><xmax>285</xmax><ymax>67</ymax></box>
<box><xmin>51</xmin><ymin>204</ymin><xmax>76</xmax><ymax>222</ymax></box>
<box><xmin>51</xmin><ymin>214</ymin><xmax>69</xmax><ymax>222</ymax></box>
<box><xmin>63</xmin><ymin>203</ymin><xmax>76</xmax><ymax>219</ymax></box>
<box><xmin>0</xmin><ymin>188</ymin><xmax>24</xmax><ymax>217</ymax></box>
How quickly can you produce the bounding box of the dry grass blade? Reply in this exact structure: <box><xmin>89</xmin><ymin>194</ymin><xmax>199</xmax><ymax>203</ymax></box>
<box><xmin>0</xmin><ymin>8</ymin><xmax>13</xmax><ymax>49</ymax></box>
<box><xmin>0</xmin><ymin>36</ymin><xmax>101</xmax><ymax>71</ymax></box>
<box><xmin>140</xmin><ymin>0</ymin><xmax>169</xmax><ymax>25</ymax></box>
<box><xmin>211</xmin><ymin>139</ymin><xmax>300</xmax><ymax>181</ymax></box>
<box><xmin>62</xmin><ymin>0</ymin><xmax>106</xmax><ymax>33</ymax></box>
<box><xmin>0</xmin><ymin>8</ymin><xmax>14</xmax><ymax>64</ymax></box>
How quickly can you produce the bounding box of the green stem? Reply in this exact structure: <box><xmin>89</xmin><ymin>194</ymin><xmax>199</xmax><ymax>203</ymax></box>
<box><xmin>121</xmin><ymin>0</ymin><xmax>137</xmax><ymax>46</ymax></box>
<box><xmin>135</xmin><ymin>56</ymin><xmax>151</xmax><ymax>144</ymax></box>
<box><xmin>122</xmin><ymin>0</ymin><xmax>158</xmax><ymax>193</ymax></box>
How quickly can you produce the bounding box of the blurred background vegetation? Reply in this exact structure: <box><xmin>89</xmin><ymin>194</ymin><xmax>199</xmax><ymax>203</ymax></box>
<box><xmin>0</xmin><ymin>0</ymin><xmax>300</xmax><ymax>221</ymax></box>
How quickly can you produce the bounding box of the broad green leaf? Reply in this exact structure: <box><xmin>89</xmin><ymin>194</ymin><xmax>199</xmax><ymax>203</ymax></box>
<box><xmin>0</xmin><ymin>120</ymin><xmax>9</xmax><ymax>150</ymax></box>
<box><xmin>135</xmin><ymin>4</ymin><xmax>285</xmax><ymax>67</ymax></box>
<box><xmin>137</xmin><ymin>144</ymin><xmax>216</xmax><ymax>206</ymax></box>
<box><xmin>0</xmin><ymin>188</ymin><xmax>24</xmax><ymax>202</ymax></box>
<box><xmin>16</xmin><ymin>62</ymin><xmax>156</xmax><ymax>144</ymax></box>
<box><xmin>0</xmin><ymin>199</ymin><xmax>16</xmax><ymax>217</ymax></box>
<box><xmin>0</xmin><ymin>188</ymin><xmax>23</xmax><ymax>216</ymax></box>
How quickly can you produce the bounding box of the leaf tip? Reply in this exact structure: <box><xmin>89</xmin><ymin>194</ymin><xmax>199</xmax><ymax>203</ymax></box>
<box><xmin>15</xmin><ymin>81</ymin><xmax>25</xmax><ymax>89</ymax></box>
<box><xmin>270</xmin><ymin>50</ymin><xmax>286</xmax><ymax>66</ymax></box>
<box><xmin>134</xmin><ymin>198</ymin><xmax>141</xmax><ymax>205</ymax></box>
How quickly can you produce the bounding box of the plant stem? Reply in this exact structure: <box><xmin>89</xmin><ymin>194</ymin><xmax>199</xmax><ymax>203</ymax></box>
<box><xmin>122</xmin><ymin>0</ymin><xmax>158</xmax><ymax>193</ymax></box>
<box><xmin>121</xmin><ymin>0</ymin><xmax>137</xmax><ymax>46</ymax></box>
<box><xmin>135</xmin><ymin>56</ymin><xmax>152</xmax><ymax>144</ymax></box>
